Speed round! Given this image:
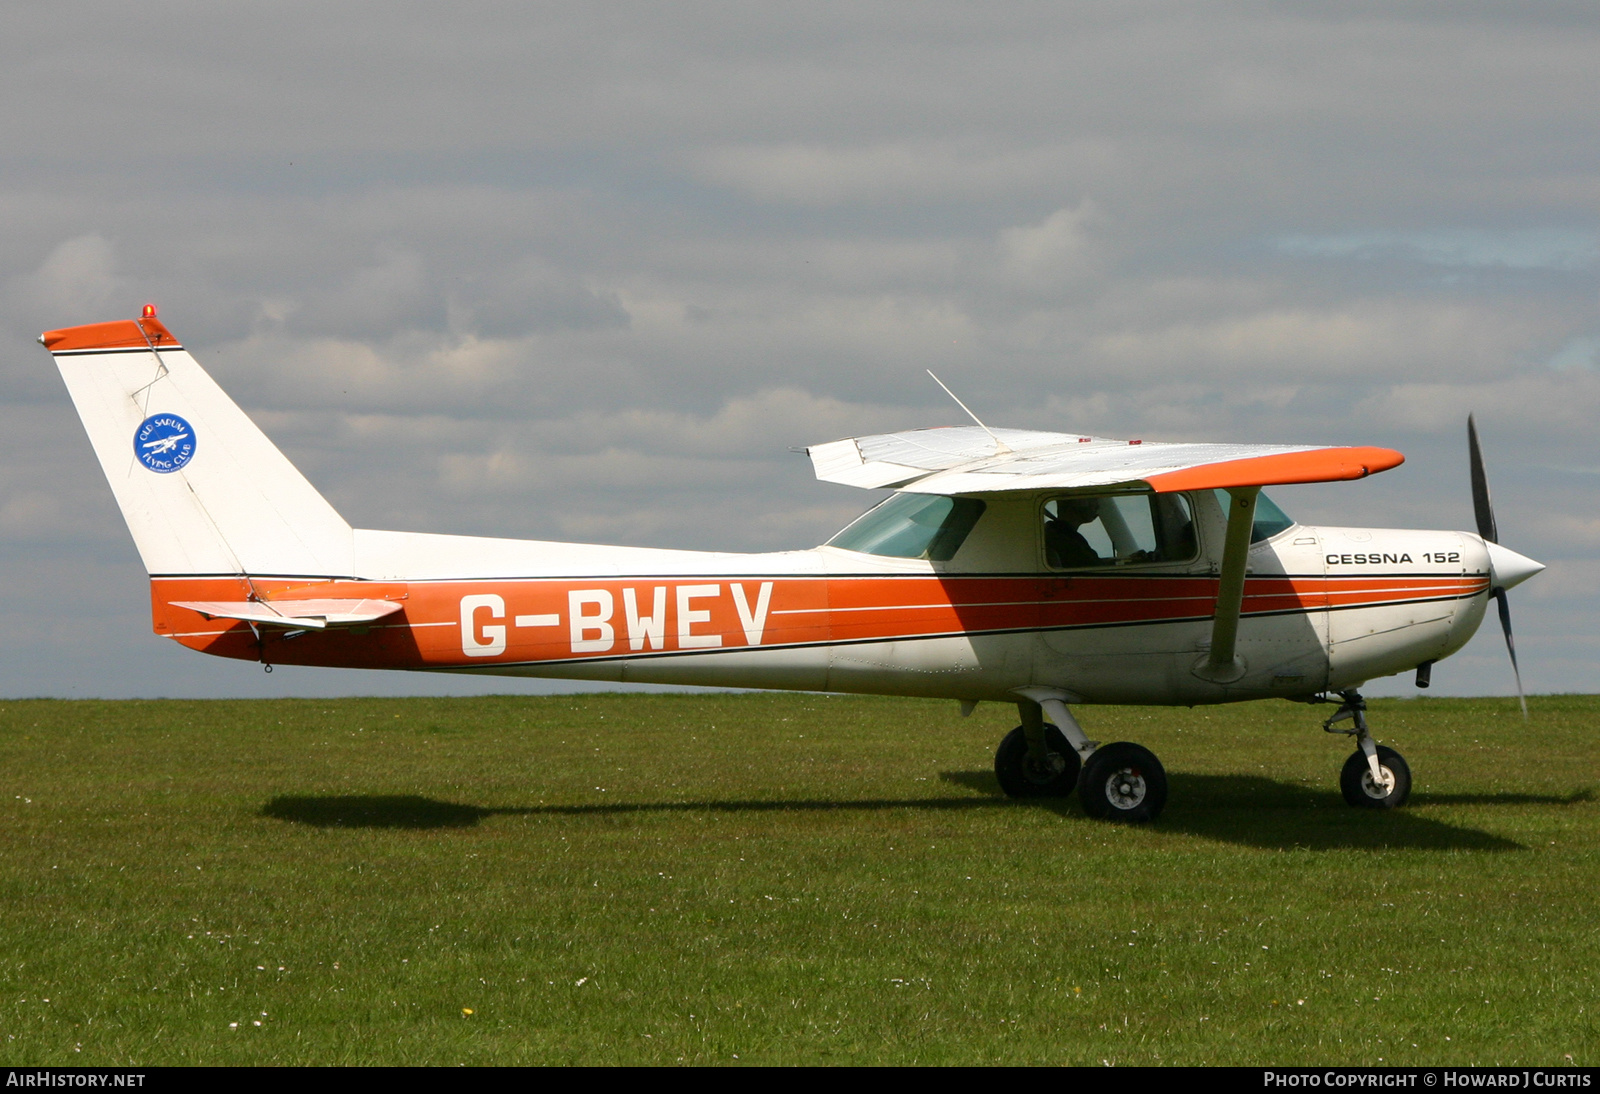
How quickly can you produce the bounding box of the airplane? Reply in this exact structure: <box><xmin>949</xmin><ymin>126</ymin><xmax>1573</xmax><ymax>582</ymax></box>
<box><xmin>141</xmin><ymin>433</ymin><xmax>189</xmax><ymax>454</ymax></box>
<box><xmin>41</xmin><ymin>307</ymin><xmax>1545</xmax><ymax>823</ymax></box>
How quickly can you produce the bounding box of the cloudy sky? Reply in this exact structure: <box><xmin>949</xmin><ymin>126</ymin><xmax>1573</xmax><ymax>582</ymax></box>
<box><xmin>2</xmin><ymin>2</ymin><xmax>1595</xmax><ymax>700</ymax></box>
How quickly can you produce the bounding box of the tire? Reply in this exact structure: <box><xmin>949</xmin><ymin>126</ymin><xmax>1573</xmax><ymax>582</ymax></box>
<box><xmin>994</xmin><ymin>725</ymin><xmax>1081</xmax><ymax>798</ymax></box>
<box><xmin>1340</xmin><ymin>746</ymin><xmax>1411</xmax><ymax>809</ymax></box>
<box><xmin>1077</xmin><ymin>742</ymin><xmax>1167</xmax><ymax>823</ymax></box>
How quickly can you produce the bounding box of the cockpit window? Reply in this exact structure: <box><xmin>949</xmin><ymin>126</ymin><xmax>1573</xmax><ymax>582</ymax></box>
<box><xmin>1212</xmin><ymin>489</ymin><xmax>1296</xmax><ymax>543</ymax></box>
<box><xmin>1043</xmin><ymin>492</ymin><xmax>1195</xmax><ymax>568</ymax></box>
<box><xmin>828</xmin><ymin>493</ymin><xmax>987</xmax><ymax>561</ymax></box>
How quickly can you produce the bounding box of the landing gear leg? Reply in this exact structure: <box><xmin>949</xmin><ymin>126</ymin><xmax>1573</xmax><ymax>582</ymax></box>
<box><xmin>1323</xmin><ymin>689</ymin><xmax>1411</xmax><ymax>809</ymax></box>
<box><xmin>994</xmin><ymin>698</ymin><xmax>1080</xmax><ymax>798</ymax></box>
<box><xmin>1012</xmin><ymin>690</ymin><xmax>1098</xmax><ymax>763</ymax></box>
<box><xmin>1009</xmin><ymin>687</ymin><xmax>1168</xmax><ymax>823</ymax></box>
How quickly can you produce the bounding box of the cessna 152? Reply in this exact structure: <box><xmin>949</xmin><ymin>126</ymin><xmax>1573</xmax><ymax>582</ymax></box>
<box><xmin>43</xmin><ymin>309</ymin><xmax>1544</xmax><ymax>823</ymax></box>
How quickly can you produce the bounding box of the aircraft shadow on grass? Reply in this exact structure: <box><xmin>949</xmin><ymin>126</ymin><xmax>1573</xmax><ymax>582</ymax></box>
<box><xmin>263</xmin><ymin>795</ymin><xmax>512</xmax><ymax>829</ymax></box>
<box><xmin>262</xmin><ymin>773</ymin><xmax>1588</xmax><ymax>850</ymax></box>
<box><xmin>1409</xmin><ymin>788</ymin><xmax>1594</xmax><ymax>807</ymax></box>
<box><xmin>260</xmin><ymin>793</ymin><xmax>1004</xmax><ymax>830</ymax></box>
<box><xmin>937</xmin><ymin>771</ymin><xmax>1542</xmax><ymax>851</ymax></box>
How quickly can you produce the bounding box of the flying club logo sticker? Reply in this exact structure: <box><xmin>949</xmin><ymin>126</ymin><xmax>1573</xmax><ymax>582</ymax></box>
<box><xmin>133</xmin><ymin>413</ymin><xmax>196</xmax><ymax>473</ymax></box>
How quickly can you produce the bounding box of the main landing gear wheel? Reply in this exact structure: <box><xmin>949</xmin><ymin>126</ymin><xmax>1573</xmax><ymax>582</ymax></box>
<box><xmin>1078</xmin><ymin>742</ymin><xmax>1167</xmax><ymax>823</ymax></box>
<box><xmin>995</xmin><ymin>725</ymin><xmax>1081</xmax><ymax>798</ymax></box>
<box><xmin>1340</xmin><ymin>745</ymin><xmax>1411</xmax><ymax>809</ymax></box>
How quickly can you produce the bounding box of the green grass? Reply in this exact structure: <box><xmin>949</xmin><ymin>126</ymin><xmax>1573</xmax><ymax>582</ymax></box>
<box><xmin>0</xmin><ymin>692</ymin><xmax>1596</xmax><ymax>1065</ymax></box>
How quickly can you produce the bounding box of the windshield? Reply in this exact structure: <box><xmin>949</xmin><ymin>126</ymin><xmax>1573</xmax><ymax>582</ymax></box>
<box><xmin>827</xmin><ymin>494</ymin><xmax>987</xmax><ymax>560</ymax></box>
<box><xmin>1213</xmin><ymin>489</ymin><xmax>1295</xmax><ymax>543</ymax></box>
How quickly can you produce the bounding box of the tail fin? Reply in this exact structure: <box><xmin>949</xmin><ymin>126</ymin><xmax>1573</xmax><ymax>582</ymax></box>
<box><xmin>43</xmin><ymin>311</ymin><xmax>353</xmax><ymax>577</ymax></box>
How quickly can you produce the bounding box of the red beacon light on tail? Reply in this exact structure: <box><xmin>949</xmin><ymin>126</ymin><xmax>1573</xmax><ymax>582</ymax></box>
<box><xmin>141</xmin><ymin>304</ymin><xmax>158</xmax><ymax>320</ymax></box>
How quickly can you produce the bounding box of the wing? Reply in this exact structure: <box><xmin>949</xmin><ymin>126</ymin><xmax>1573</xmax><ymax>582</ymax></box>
<box><xmin>807</xmin><ymin>426</ymin><xmax>1403</xmax><ymax>495</ymax></box>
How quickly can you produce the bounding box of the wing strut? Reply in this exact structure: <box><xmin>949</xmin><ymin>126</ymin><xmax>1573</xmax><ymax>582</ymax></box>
<box><xmin>1196</xmin><ymin>486</ymin><xmax>1258</xmax><ymax>683</ymax></box>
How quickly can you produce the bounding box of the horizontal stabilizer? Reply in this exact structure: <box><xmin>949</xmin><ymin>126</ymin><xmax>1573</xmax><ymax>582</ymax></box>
<box><xmin>171</xmin><ymin>599</ymin><xmax>403</xmax><ymax>630</ymax></box>
<box><xmin>808</xmin><ymin>427</ymin><xmax>1403</xmax><ymax>495</ymax></box>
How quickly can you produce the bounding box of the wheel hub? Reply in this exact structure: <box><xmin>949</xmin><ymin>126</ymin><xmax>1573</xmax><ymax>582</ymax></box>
<box><xmin>1024</xmin><ymin>751</ymin><xmax>1068</xmax><ymax>784</ymax></box>
<box><xmin>1104</xmin><ymin>766</ymin><xmax>1147</xmax><ymax>809</ymax></box>
<box><xmin>1359</xmin><ymin>765</ymin><xmax>1396</xmax><ymax>798</ymax></box>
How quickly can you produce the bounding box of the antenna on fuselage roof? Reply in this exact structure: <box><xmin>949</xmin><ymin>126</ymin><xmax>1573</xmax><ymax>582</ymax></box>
<box><xmin>925</xmin><ymin>370</ymin><xmax>1012</xmax><ymax>456</ymax></box>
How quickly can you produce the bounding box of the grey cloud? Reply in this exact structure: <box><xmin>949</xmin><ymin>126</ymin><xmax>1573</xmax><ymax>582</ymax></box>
<box><xmin>7</xmin><ymin>234</ymin><xmax>126</xmax><ymax>322</ymax></box>
<box><xmin>1083</xmin><ymin>301</ymin><xmax>1540</xmax><ymax>383</ymax></box>
<box><xmin>1277</xmin><ymin>229</ymin><xmax>1600</xmax><ymax>270</ymax></box>
<box><xmin>692</xmin><ymin>143</ymin><xmax>1114</xmax><ymax>208</ymax></box>
<box><xmin>451</xmin><ymin>256</ymin><xmax>630</xmax><ymax>338</ymax></box>
<box><xmin>1547</xmin><ymin>337</ymin><xmax>1599</xmax><ymax>371</ymax></box>
<box><xmin>287</xmin><ymin>245</ymin><xmax>441</xmax><ymax>338</ymax></box>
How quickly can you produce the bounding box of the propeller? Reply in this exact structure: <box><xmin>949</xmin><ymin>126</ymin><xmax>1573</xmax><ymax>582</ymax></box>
<box><xmin>1468</xmin><ymin>414</ymin><xmax>1534</xmax><ymax>717</ymax></box>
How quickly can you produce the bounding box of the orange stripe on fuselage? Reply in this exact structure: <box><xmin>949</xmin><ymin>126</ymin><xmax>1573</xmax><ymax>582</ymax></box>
<box><xmin>1321</xmin><ymin>575</ymin><xmax>1487</xmax><ymax>609</ymax></box>
<box><xmin>149</xmin><ymin>571</ymin><xmax>1490</xmax><ymax>671</ymax></box>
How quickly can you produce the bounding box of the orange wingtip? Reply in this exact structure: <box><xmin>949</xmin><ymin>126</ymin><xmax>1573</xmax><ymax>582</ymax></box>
<box><xmin>1144</xmin><ymin>446</ymin><xmax>1405</xmax><ymax>492</ymax></box>
<box><xmin>40</xmin><ymin>315</ymin><xmax>180</xmax><ymax>352</ymax></box>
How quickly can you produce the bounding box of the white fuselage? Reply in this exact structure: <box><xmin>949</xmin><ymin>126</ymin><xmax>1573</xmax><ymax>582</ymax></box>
<box><xmin>154</xmin><ymin>491</ymin><xmax>1492</xmax><ymax>705</ymax></box>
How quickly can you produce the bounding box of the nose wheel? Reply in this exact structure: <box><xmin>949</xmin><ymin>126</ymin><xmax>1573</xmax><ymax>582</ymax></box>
<box><xmin>1323</xmin><ymin>689</ymin><xmax>1411</xmax><ymax>809</ymax></box>
<box><xmin>1340</xmin><ymin>745</ymin><xmax>1411</xmax><ymax>809</ymax></box>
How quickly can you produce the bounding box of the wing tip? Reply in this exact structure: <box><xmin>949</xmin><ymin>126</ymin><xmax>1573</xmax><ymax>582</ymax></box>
<box><xmin>1144</xmin><ymin>445</ymin><xmax>1406</xmax><ymax>492</ymax></box>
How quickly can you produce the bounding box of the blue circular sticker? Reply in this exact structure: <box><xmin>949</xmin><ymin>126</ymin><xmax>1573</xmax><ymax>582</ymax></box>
<box><xmin>133</xmin><ymin>413</ymin><xmax>197</xmax><ymax>473</ymax></box>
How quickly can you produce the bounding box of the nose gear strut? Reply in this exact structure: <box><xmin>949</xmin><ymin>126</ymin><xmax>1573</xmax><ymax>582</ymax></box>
<box><xmin>1319</xmin><ymin>689</ymin><xmax>1412</xmax><ymax>809</ymax></box>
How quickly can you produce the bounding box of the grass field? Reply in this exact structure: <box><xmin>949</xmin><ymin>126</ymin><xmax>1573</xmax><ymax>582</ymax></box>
<box><xmin>0</xmin><ymin>691</ymin><xmax>1595</xmax><ymax>1066</ymax></box>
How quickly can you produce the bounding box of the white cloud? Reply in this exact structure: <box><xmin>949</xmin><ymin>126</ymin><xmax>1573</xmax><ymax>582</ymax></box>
<box><xmin>1086</xmin><ymin>302</ymin><xmax>1534</xmax><ymax>382</ymax></box>
<box><xmin>693</xmin><ymin>141</ymin><xmax>1107</xmax><ymax>207</ymax></box>
<box><xmin>993</xmin><ymin>203</ymin><xmax>1102</xmax><ymax>293</ymax></box>
<box><xmin>1547</xmin><ymin>335</ymin><xmax>1599</xmax><ymax>372</ymax></box>
<box><xmin>1354</xmin><ymin>370</ymin><xmax>1600</xmax><ymax>435</ymax></box>
<box><xmin>7</xmin><ymin>234</ymin><xmax>125</xmax><ymax>326</ymax></box>
<box><xmin>1277</xmin><ymin>229</ymin><xmax>1600</xmax><ymax>271</ymax></box>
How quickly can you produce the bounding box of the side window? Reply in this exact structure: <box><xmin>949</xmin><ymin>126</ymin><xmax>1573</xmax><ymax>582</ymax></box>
<box><xmin>1043</xmin><ymin>493</ymin><xmax>1195</xmax><ymax>569</ymax></box>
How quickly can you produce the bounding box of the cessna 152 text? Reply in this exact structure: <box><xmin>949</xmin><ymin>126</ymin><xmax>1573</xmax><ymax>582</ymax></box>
<box><xmin>43</xmin><ymin>309</ymin><xmax>1543</xmax><ymax>822</ymax></box>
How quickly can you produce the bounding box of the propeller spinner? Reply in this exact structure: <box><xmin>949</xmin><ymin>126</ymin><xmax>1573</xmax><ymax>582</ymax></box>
<box><xmin>1467</xmin><ymin>414</ymin><xmax>1544</xmax><ymax>716</ymax></box>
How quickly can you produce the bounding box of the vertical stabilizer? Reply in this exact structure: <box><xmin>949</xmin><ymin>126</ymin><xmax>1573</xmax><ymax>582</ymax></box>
<box><xmin>43</xmin><ymin>313</ymin><xmax>353</xmax><ymax>577</ymax></box>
